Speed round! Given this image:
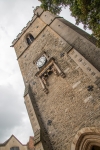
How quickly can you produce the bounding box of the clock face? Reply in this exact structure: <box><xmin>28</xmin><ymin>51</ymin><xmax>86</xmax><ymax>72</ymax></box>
<box><xmin>36</xmin><ymin>56</ymin><xmax>47</xmax><ymax>68</ymax></box>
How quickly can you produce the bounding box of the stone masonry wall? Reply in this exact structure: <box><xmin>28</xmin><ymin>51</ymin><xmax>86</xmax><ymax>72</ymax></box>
<box><xmin>14</xmin><ymin>17</ymin><xmax>46</xmax><ymax>59</ymax></box>
<box><xmin>24</xmin><ymin>94</ymin><xmax>40</xmax><ymax>133</ymax></box>
<box><xmin>13</xmin><ymin>11</ymin><xmax>100</xmax><ymax>150</ymax></box>
<box><xmin>50</xmin><ymin>18</ymin><xmax>100</xmax><ymax>71</ymax></box>
<box><xmin>17</xmin><ymin>26</ymin><xmax>67</xmax><ymax>84</ymax></box>
<box><xmin>31</xmin><ymin>51</ymin><xmax>100</xmax><ymax>150</ymax></box>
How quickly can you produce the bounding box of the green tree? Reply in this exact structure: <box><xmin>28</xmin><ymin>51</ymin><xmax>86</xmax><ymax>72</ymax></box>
<box><xmin>40</xmin><ymin>0</ymin><xmax>100</xmax><ymax>47</ymax></box>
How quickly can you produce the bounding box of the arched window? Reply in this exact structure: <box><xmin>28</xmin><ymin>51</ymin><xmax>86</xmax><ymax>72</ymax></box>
<box><xmin>10</xmin><ymin>147</ymin><xmax>19</xmax><ymax>150</ymax></box>
<box><xmin>92</xmin><ymin>146</ymin><xmax>100</xmax><ymax>150</ymax></box>
<box><xmin>26</xmin><ymin>34</ymin><xmax>34</xmax><ymax>45</ymax></box>
<box><xmin>71</xmin><ymin>127</ymin><xmax>100</xmax><ymax>150</ymax></box>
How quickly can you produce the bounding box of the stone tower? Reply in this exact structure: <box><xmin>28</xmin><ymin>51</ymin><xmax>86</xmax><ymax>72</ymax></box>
<box><xmin>12</xmin><ymin>7</ymin><xmax>100</xmax><ymax>150</ymax></box>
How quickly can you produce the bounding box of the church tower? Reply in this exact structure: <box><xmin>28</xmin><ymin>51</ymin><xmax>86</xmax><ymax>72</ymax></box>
<box><xmin>12</xmin><ymin>7</ymin><xmax>100</xmax><ymax>150</ymax></box>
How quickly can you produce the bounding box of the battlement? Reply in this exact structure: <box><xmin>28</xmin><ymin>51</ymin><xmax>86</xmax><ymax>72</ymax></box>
<box><xmin>12</xmin><ymin>7</ymin><xmax>43</xmax><ymax>46</ymax></box>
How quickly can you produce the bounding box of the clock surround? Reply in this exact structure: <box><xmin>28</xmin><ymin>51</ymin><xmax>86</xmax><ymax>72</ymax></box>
<box><xmin>35</xmin><ymin>57</ymin><xmax>66</xmax><ymax>94</ymax></box>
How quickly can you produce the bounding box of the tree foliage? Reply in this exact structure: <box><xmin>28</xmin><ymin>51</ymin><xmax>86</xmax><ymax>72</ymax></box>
<box><xmin>40</xmin><ymin>0</ymin><xmax>100</xmax><ymax>47</ymax></box>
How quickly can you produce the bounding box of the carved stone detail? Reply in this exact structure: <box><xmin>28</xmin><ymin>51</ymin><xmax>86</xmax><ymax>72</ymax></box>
<box><xmin>35</xmin><ymin>58</ymin><xmax>66</xmax><ymax>93</ymax></box>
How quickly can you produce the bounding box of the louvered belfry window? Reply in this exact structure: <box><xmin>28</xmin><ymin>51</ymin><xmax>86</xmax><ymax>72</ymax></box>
<box><xmin>26</xmin><ymin>34</ymin><xmax>34</xmax><ymax>45</ymax></box>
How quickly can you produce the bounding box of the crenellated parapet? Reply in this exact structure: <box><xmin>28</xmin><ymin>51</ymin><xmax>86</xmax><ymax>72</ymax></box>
<box><xmin>12</xmin><ymin>7</ymin><xmax>44</xmax><ymax>46</ymax></box>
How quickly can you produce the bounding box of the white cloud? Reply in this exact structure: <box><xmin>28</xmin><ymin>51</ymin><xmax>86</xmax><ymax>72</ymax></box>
<box><xmin>0</xmin><ymin>0</ymin><xmax>41</xmax><ymax>144</ymax></box>
<box><xmin>0</xmin><ymin>0</ymin><xmax>92</xmax><ymax>144</ymax></box>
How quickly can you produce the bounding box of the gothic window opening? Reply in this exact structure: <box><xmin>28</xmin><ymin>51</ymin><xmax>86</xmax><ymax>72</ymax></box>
<box><xmin>71</xmin><ymin>127</ymin><xmax>100</xmax><ymax>150</ymax></box>
<box><xmin>92</xmin><ymin>146</ymin><xmax>100</xmax><ymax>150</ymax></box>
<box><xmin>26</xmin><ymin>34</ymin><xmax>34</xmax><ymax>45</ymax></box>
